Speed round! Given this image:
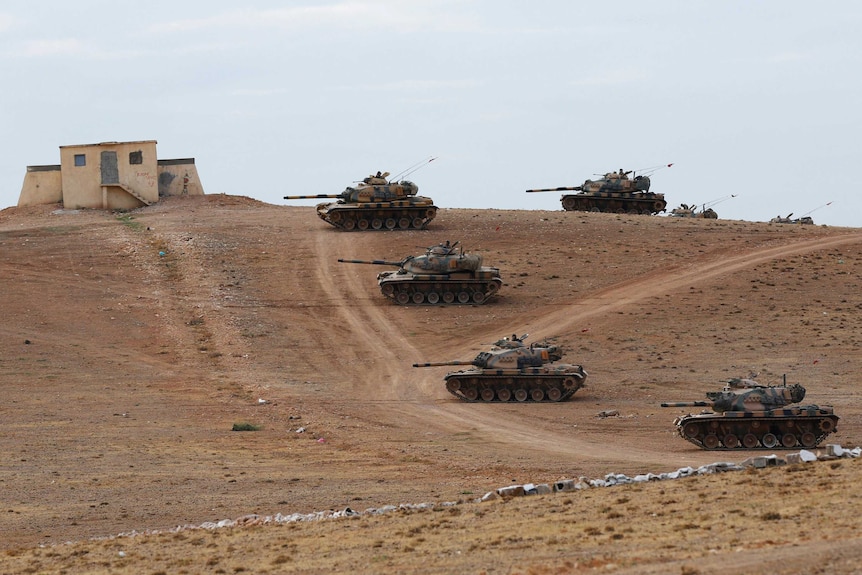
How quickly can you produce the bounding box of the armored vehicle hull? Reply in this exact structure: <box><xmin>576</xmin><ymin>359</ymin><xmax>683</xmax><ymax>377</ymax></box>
<box><xmin>443</xmin><ymin>365</ymin><xmax>586</xmax><ymax>402</ymax></box>
<box><xmin>316</xmin><ymin>198</ymin><xmax>438</xmax><ymax>231</ymax></box>
<box><xmin>414</xmin><ymin>334</ymin><xmax>587</xmax><ymax>402</ymax></box>
<box><xmin>559</xmin><ymin>191</ymin><xmax>666</xmax><ymax>214</ymax></box>
<box><xmin>377</xmin><ymin>269</ymin><xmax>502</xmax><ymax>305</ymax></box>
<box><xmin>671</xmin><ymin>407</ymin><xmax>838</xmax><ymax>450</ymax></box>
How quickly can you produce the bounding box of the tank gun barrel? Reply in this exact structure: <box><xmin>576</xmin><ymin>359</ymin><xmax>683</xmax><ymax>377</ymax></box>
<box><xmin>660</xmin><ymin>401</ymin><xmax>712</xmax><ymax>408</ymax></box>
<box><xmin>525</xmin><ymin>187</ymin><xmax>583</xmax><ymax>193</ymax></box>
<box><xmin>338</xmin><ymin>258</ymin><xmax>403</xmax><ymax>267</ymax></box>
<box><xmin>413</xmin><ymin>361</ymin><xmax>475</xmax><ymax>368</ymax></box>
<box><xmin>284</xmin><ymin>194</ymin><xmax>343</xmax><ymax>200</ymax></box>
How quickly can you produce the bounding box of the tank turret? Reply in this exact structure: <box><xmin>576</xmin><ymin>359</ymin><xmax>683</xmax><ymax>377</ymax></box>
<box><xmin>526</xmin><ymin>166</ymin><xmax>669</xmax><ymax>214</ymax></box>
<box><xmin>413</xmin><ymin>334</ymin><xmax>587</xmax><ymax>402</ymax></box>
<box><xmin>661</xmin><ymin>377</ymin><xmax>839</xmax><ymax>450</ymax></box>
<box><xmin>338</xmin><ymin>241</ymin><xmax>503</xmax><ymax>305</ymax></box>
<box><xmin>284</xmin><ymin>164</ymin><xmax>438</xmax><ymax>230</ymax></box>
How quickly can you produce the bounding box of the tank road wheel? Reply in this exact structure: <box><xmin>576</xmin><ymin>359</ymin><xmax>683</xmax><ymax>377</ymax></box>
<box><xmin>562</xmin><ymin>377</ymin><xmax>579</xmax><ymax>391</ymax></box>
<box><xmin>371</xmin><ymin>218</ymin><xmax>383</xmax><ymax>230</ymax></box>
<box><xmin>480</xmin><ymin>388</ymin><xmax>495</xmax><ymax>402</ymax></box>
<box><xmin>357</xmin><ymin>219</ymin><xmax>370</xmax><ymax>230</ymax></box>
<box><xmin>655</xmin><ymin>202</ymin><xmax>665</xmax><ymax>212</ymax></box>
<box><xmin>742</xmin><ymin>434</ymin><xmax>759</xmax><ymax>449</ymax></box>
<box><xmin>761</xmin><ymin>433</ymin><xmax>779</xmax><ymax>448</ymax></box>
<box><xmin>395</xmin><ymin>292</ymin><xmax>410</xmax><ymax>305</ymax></box>
<box><xmin>497</xmin><ymin>388</ymin><xmax>511</xmax><ymax>402</ymax></box>
<box><xmin>426</xmin><ymin>292</ymin><xmax>440</xmax><ymax>304</ymax></box>
<box><xmin>703</xmin><ymin>434</ymin><xmax>720</xmax><ymax>449</ymax></box>
<box><xmin>514</xmin><ymin>389</ymin><xmax>529</xmax><ymax>402</ymax></box>
<box><xmin>457</xmin><ymin>292</ymin><xmax>471</xmax><ymax>304</ymax></box>
<box><xmin>562</xmin><ymin>197</ymin><xmax>576</xmax><ymax>210</ymax></box>
<box><xmin>412</xmin><ymin>217</ymin><xmax>425</xmax><ymax>229</ymax></box>
<box><xmin>384</xmin><ymin>218</ymin><xmax>397</xmax><ymax>230</ymax></box>
<box><xmin>547</xmin><ymin>387</ymin><xmax>563</xmax><ymax>402</ymax></box>
<box><xmin>462</xmin><ymin>387</ymin><xmax>479</xmax><ymax>401</ymax></box>
<box><xmin>412</xmin><ymin>292</ymin><xmax>425</xmax><ymax>304</ymax></box>
<box><xmin>682</xmin><ymin>422</ymin><xmax>701</xmax><ymax>439</ymax></box>
<box><xmin>442</xmin><ymin>292</ymin><xmax>455</xmax><ymax>304</ymax></box>
<box><xmin>627</xmin><ymin>209</ymin><xmax>638</xmax><ymax>215</ymax></box>
<box><xmin>722</xmin><ymin>434</ymin><xmax>739</xmax><ymax>448</ymax></box>
<box><xmin>530</xmin><ymin>388</ymin><xmax>545</xmax><ymax>402</ymax></box>
<box><xmin>800</xmin><ymin>432</ymin><xmax>817</xmax><ymax>448</ymax></box>
<box><xmin>381</xmin><ymin>283</ymin><xmax>395</xmax><ymax>297</ymax></box>
<box><xmin>472</xmin><ymin>292</ymin><xmax>485</xmax><ymax>304</ymax></box>
<box><xmin>819</xmin><ymin>419</ymin><xmax>835</xmax><ymax>432</ymax></box>
<box><xmin>781</xmin><ymin>433</ymin><xmax>797</xmax><ymax>448</ymax></box>
<box><xmin>343</xmin><ymin>219</ymin><xmax>356</xmax><ymax>231</ymax></box>
<box><xmin>398</xmin><ymin>217</ymin><xmax>411</xmax><ymax>230</ymax></box>
<box><xmin>446</xmin><ymin>379</ymin><xmax>461</xmax><ymax>393</ymax></box>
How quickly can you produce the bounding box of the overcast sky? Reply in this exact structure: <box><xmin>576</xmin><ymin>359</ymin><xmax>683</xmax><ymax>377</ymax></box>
<box><xmin>2</xmin><ymin>2</ymin><xmax>860</xmax><ymax>226</ymax></box>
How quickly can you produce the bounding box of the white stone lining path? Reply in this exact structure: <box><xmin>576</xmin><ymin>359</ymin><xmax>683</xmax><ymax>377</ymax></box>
<box><xmin>67</xmin><ymin>444</ymin><xmax>858</xmax><ymax>548</ymax></box>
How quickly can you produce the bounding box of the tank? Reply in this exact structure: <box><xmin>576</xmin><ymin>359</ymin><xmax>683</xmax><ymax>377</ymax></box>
<box><xmin>661</xmin><ymin>377</ymin><xmax>839</xmax><ymax>450</ymax></box>
<box><xmin>413</xmin><ymin>334</ymin><xmax>587</xmax><ymax>402</ymax></box>
<box><xmin>670</xmin><ymin>203</ymin><xmax>718</xmax><ymax>219</ymax></box>
<box><xmin>526</xmin><ymin>168</ymin><xmax>666</xmax><ymax>214</ymax></box>
<box><xmin>670</xmin><ymin>195</ymin><xmax>734</xmax><ymax>219</ymax></box>
<box><xmin>339</xmin><ymin>241</ymin><xmax>503</xmax><ymax>305</ymax></box>
<box><xmin>284</xmin><ymin>170</ymin><xmax>438</xmax><ymax>231</ymax></box>
<box><xmin>770</xmin><ymin>213</ymin><xmax>814</xmax><ymax>225</ymax></box>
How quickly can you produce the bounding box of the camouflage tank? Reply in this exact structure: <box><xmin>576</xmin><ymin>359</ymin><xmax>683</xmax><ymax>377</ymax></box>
<box><xmin>413</xmin><ymin>334</ymin><xmax>587</xmax><ymax>402</ymax></box>
<box><xmin>284</xmin><ymin>170</ymin><xmax>437</xmax><ymax>231</ymax></box>
<box><xmin>526</xmin><ymin>168</ymin><xmax>666</xmax><ymax>214</ymax></box>
<box><xmin>661</xmin><ymin>377</ymin><xmax>839</xmax><ymax>450</ymax></box>
<box><xmin>670</xmin><ymin>203</ymin><xmax>718</xmax><ymax>219</ymax></box>
<box><xmin>338</xmin><ymin>241</ymin><xmax>502</xmax><ymax>305</ymax></box>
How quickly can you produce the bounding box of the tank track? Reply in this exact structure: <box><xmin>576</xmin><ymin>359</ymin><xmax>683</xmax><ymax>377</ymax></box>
<box><xmin>379</xmin><ymin>277</ymin><xmax>503</xmax><ymax>305</ymax></box>
<box><xmin>317</xmin><ymin>203</ymin><xmax>438</xmax><ymax>231</ymax></box>
<box><xmin>443</xmin><ymin>371</ymin><xmax>586</xmax><ymax>403</ymax></box>
<box><xmin>674</xmin><ymin>407</ymin><xmax>839</xmax><ymax>450</ymax></box>
<box><xmin>561</xmin><ymin>193</ymin><xmax>666</xmax><ymax>215</ymax></box>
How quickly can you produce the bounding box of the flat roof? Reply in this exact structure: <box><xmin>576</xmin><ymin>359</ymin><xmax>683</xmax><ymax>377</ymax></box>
<box><xmin>60</xmin><ymin>140</ymin><xmax>158</xmax><ymax>149</ymax></box>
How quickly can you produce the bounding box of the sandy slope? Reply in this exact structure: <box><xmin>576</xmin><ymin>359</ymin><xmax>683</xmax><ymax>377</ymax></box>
<box><xmin>2</xmin><ymin>195</ymin><xmax>862</xmax><ymax>573</ymax></box>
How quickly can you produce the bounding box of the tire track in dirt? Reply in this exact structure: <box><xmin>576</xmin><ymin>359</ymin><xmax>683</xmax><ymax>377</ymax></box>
<box><xmin>523</xmin><ymin>232</ymin><xmax>862</xmax><ymax>338</ymax></box>
<box><xmin>313</xmin><ymin>232</ymin><xmax>426</xmax><ymax>401</ymax></box>
<box><xmin>313</xmin><ymin>231</ymin><xmax>862</xmax><ymax>467</ymax></box>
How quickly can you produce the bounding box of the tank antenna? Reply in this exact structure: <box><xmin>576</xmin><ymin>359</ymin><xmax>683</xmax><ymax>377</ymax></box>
<box><xmin>391</xmin><ymin>156</ymin><xmax>437</xmax><ymax>182</ymax></box>
<box><xmin>701</xmin><ymin>194</ymin><xmax>737</xmax><ymax>211</ymax></box>
<box><xmin>800</xmin><ymin>201</ymin><xmax>833</xmax><ymax>218</ymax></box>
<box><xmin>635</xmin><ymin>163</ymin><xmax>674</xmax><ymax>177</ymax></box>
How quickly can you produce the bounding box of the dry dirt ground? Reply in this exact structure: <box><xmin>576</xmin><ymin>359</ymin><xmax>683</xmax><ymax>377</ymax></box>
<box><xmin>2</xmin><ymin>195</ymin><xmax>862</xmax><ymax>574</ymax></box>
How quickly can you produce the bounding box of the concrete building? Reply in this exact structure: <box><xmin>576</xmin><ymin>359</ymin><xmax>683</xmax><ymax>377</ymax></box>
<box><xmin>18</xmin><ymin>140</ymin><xmax>204</xmax><ymax>210</ymax></box>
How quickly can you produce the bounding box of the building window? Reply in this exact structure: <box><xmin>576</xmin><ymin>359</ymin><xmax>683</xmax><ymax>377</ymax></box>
<box><xmin>129</xmin><ymin>151</ymin><xmax>143</xmax><ymax>165</ymax></box>
<box><xmin>74</xmin><ymin>154</ymin><xmax>86</xmax><ymax>167</ymax></box>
